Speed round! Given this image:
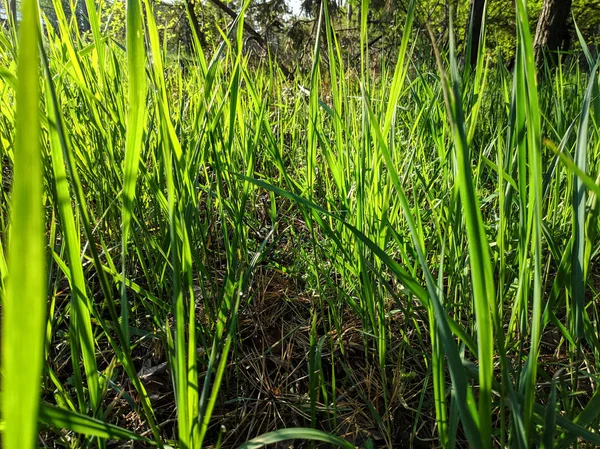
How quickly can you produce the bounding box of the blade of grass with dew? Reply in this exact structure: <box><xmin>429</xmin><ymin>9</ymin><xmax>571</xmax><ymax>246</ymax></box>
<box><xmin>121</xmin><ymin>0</ymin><xmax>147</xmax><ymax>343</ymax></box>
<box><xmin>1</xmin><ymin>0</ymin><xmax>46</xmax><ymax>447</ymax></box>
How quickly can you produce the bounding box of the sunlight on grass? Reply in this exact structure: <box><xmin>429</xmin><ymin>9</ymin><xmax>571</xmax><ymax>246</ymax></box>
<box><xmin>0</xmin><ymin>0</ymin><xmax>599</xmax><ymax>448</ymax></box>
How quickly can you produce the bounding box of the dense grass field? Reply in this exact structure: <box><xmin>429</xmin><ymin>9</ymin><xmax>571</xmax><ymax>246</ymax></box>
<box><xmin>1</xmin><ymin>0</ymin><xmax>600</xmax><ymax>447</ymax></box>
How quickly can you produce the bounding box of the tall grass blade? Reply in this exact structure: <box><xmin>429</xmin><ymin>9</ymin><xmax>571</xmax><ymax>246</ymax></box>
<box><xmin>44</xmin><ymin>55</ymin><xmax>100</xmax><ymax>416</ymax></box>
<box><xmin>429</xmin><ymin>15</ymin><xmax>495</xmax><ymax>447</ymax></box>
<box><xmin>571</xmin><ymin>60</ymin><xmax>599</xmax><ymax>341</ymax></box>
<box><xmin>1</xmin><ymin>0</ymin><xmax>46</xmax><ymax>447</ymax></box>
<box><xmin>121</xmin><ymin>0</ymin><xmax>148</xmax><ymax>343</ymax></box>
<box><xmin>382</xmin><ymin>0</ymin><xmax>415</xmax><ymax>138</ymax></box>
<box><xmin>514</xmin><ymin>0</ymin><xmax>544</xmax><ymax>439</ymax></box>
<box><xmin>40</xmin><ymin>34</ymin><xmax>163</xmax><ymax>446</ymax></box>
<box><xmin>39</xmin><ymin>403</ymin><xmax>151</xmax><ymax>442</ymax></box>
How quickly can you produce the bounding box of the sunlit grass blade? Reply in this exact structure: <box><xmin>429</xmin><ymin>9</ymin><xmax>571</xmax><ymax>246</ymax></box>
<box><xmin>322</xmin><ymin>0</ymin><xmax>347</xmax><ymax>200</ymax></box>
<box><xmin>3</xmin><ymin>2</ymin><xmax>600</xmax><ymax>446</ymax></box>
<box><xmin>514</xmin><ymin>0</ymin><xmax>544</xmax><ymax>440</ymax></box>
<box><xmin>39</xmin><ymin>403</ymin><xmax>151</xmax><ymax>442</ymax></box>
<box><xmin>39</xmin><ymin>32</ymin><xmax>163</xmax><ymax>446</ymax></box>
<box><xmin>142</xmin><ymin>2</ymin><xmax>195</xmax><ymax>445</ymax></box>
<box><xmin>0</xmin><ymin>238</ymin><xmax>7</xmax><ymax>290</ymax></box>
<box><xmin>121</xmin><ymin>0</ymin><xmax>148</xmax><ymax>343</ymax></box>
<box><xmin>306</xmin><ymin>2</ymin><xmax>322</xmax><ymax>198</ymax></box>
<box><xmin>236</xmin><ymin>428</ymin><xmax>355</xmax><ymax>449</ymax></box>
<box><xmin>382</xmin><ymin>0</ymin><xmax>415</xmax><ymax>138</ymax></box>
<box><xmin>545</xmin><ymin>140</ymin><xmax>600</xmax><ymax>198</ymax></box>
<box><xmin>82</xmin><ymin>0</ymin><xmax>106</xmax><ymax>83</ymax></box>
<box><xmin>1</xmin><ymin>0</ymin><xmax>46</xmax><ymax>447</ymax></box>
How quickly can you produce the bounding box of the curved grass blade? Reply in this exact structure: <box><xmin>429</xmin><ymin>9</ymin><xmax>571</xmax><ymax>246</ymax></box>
<box><xmin>545</xmin><ymin>140</ymin><xmax>600</xmax><ymax>199</ymax></box>
<box><xmin>39</xmin><ymin>403</ymin><xmax>151</xmax><ymax>442</ymax></box>
<box><xmin>236</xmin><ymin>428</ymin><xmax>355</xmax><ymax>449</ymax></box>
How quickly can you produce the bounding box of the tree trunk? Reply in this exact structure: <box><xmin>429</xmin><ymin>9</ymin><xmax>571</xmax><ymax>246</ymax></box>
<box><xmin>9</xmin><ymin>0</ymin><xmax>17</xmax><ymax>24</ymax></box>
<box><xmin>185</xmin><ymin>0</ymin><xmax>204</xmax><ymax>46</ymax></box>
<box><xmin>533</xmin><ymin>0</ymin><xmax>572</xmax><ymax>66</ymax></box>
<box><xmin>466</xmin><ymin>0</ymin><xmax>485</xmax><ymax>68</ymax></box>
<box><xmin>206</xmin><ymin>0</ymin><xmax>293</xmax><ymax>78</ymax></box>
<box><xmin>80</xmin><ymin>0</ymin><xmax>91</xmax><ymax>34</ymax></box>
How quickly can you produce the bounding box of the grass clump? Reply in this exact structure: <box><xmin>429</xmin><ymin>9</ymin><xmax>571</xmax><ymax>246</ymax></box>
<box><xmin>1</xmin><ymin>0</ymin><xmax>600</xmax><ymax>448</ymax></box>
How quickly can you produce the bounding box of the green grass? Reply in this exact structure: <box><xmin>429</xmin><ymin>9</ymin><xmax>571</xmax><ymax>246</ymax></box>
<box><xmin>2</xmin><ymin>0</ymin><xmax>46</xmax><ymax>447</ymax></box>
<box><xmin>1</xmin><ymin>1</ymin><xmax>600</xmax><ymax>448</ymax></box>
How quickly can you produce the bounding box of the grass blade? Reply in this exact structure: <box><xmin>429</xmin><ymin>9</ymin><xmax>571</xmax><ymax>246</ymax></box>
<box><xmin>428</xmin><ymin>16</ymin><xmax>495</xmax><ymax>447</ymax></box>
<box><xmin>1</xmin><ymin>0</ymin><xmax>46</xmax><ymax>447</ymax></box>
<box><xmin>44</xmin><ymin>56</ymin><xmax>100</xmax><ymax>416</ymax></box>
<box><xmin>571</xmin><ymin>60</ymin><xmax>599</xmax><ymax>341</ymax></box>
<box><xmin>514</xmin><ymin>0</ymin><xmax>544</xmax><ymax>439</ymax></box>
<box><xmin>236</xmin><ymin>428</ymin><xmax>355</xmax><ymax>449</ymax></box>
<box><xmin>39</xmin><ymin>403</ymin><xmax>151</xmax><ymax>442</ymax></box>
<box><xmin>121</xmin><ymin>0</ymin><xmax>148</xmax><ymax>343</ymax></box>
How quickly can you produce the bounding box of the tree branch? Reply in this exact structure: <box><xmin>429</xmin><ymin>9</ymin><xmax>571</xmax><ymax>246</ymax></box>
<box><xmin>206</xmin><ymin>0</ymin><xmax>293</xmax><ymax>78</ymax></box>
